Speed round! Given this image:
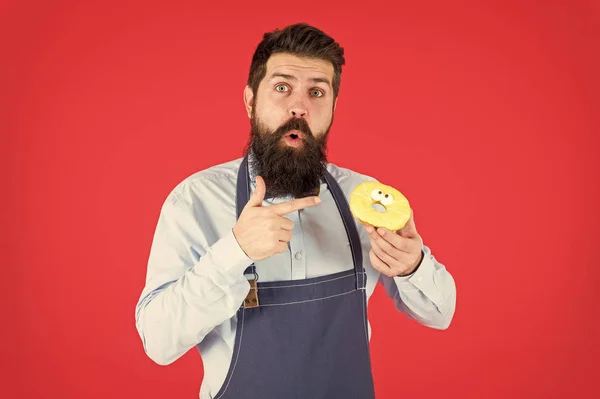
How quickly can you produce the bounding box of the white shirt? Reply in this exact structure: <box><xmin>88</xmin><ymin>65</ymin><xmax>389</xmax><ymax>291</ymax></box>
<box><xmin>135</xmin><ymin>155</ymin><xmax>457</xmax><ymax>398</ymax></box>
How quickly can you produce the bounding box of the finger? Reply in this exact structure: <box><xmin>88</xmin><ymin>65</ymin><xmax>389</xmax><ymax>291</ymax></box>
<box><xmin>369</xmin><ymin>249</ymin><xmax>394</xmax><ymax>277</ymax></box>
<box><xmin>271</xmin><ymin>196</ymin><xmax>321</xmax><ymax>216</ymax></box>
<box><xmin>378</xmin><ymin>236</ymin><xmax>416</xmax><ymax>264</ymax></box>
<box><xmin>366</xmin><ymin>225</ymin><xmax>383</xmax><ymax>242</ymax></box>
<box><xmin>371</xmin><ymin>229</ymin><xmax>406</xmax><ymax>258</ymax></box>
<box><xmin>398</xmin><ymin>209</ymin><xmax>418</xmax><ymax>238</ymax></box>
<box><xmin>247</xmin><ymin>176</ymin><xmax>266</xmax><ymax>208</ymax></box>
<box><xmin>369</xmin><ymin>237</ymin><xmax>398</xmax><ymax>267</ymax></box>
<box><xmin>276</xmin><ymin>242</ymin><xmax>288</xmax><ymax>253</ymax></box>
<box><xmin>278</xmin><ymin>216</ymin><xmax>294</xmax><ymax>231</ymax></box>
<box><xmin>362</xmin><ymin>222</ymin><xmax>375</xmax><ymax>234</ymax></box>
<box><xmin>377</xmin><ymin>227</ymin><xmax>414</xmax><ymax>253</ymax></box>
<box><xmin>371</xmin><ymin>238</ymin><xmax>416</xmax><ymax>275</ymax></box>
<box><xmin>276</xmin><ymin>229</ymin><xmax>293</xmax><ymax>243</ymax></box>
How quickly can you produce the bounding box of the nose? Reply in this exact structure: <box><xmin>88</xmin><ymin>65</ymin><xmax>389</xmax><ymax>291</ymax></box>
<box><xmin>288</xmin><ymin>95</ymin><xmax>308</xmax><ymax>118</ymax></box>
<box><xmin>289</xmin><ymin>107</ymin><xmax>307</xmax><ymax>118</ymax></box>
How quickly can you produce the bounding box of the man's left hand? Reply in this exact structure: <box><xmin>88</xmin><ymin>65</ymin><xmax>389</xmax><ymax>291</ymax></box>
<box><xmin>364</xmin><ymin>210</ymin><xmax>423</xmax><ymax>278</ymax></box>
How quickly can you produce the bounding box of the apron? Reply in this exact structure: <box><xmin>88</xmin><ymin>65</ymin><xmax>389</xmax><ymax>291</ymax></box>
<box><xmin>214</xmin><ymin>155</ymin><xmax>376</xmax><ymax>399</ymax></box>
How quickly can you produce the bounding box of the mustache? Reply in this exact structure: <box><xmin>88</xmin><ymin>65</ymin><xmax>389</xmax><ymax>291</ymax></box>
<box><xmin>273</xmin><ymin>117</ymin><xmax>314</xmax><ymax>139</ymax></box>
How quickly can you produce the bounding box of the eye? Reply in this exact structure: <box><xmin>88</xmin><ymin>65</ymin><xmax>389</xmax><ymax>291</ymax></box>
<box><xmin>381</xmin><ymin>193</ymin><xmax>394</xmax><ymax>206</ymax></box>
<box><xmin>310</xmin><ymin>89</ymin><xmax>324</xmax><ymax>97</ymax></box>
<box><xmin>371</xmin><ymin>190</ymin><xmax>384</xmax><ymax>201</ymax></box>
<box><xmin>275</xmin><ymin>84</ymin><xmax>289</xmax><ymax>92</ymax></box>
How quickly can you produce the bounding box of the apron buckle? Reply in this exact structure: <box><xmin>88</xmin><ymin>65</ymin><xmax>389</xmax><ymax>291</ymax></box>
<box><xmin>243</xmin><ymin>278</ymin><xmax>259</xmax><ymax>308</ymax></box>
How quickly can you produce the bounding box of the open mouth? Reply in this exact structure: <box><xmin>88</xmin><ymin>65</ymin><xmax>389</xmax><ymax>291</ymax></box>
<box><xmin>285</xmin><ymin>130</ymin><xmax>304</xmax><ymax>140</ymax></box>
<box><xmin>283</xmin><ymin>130</ymin><xmax>304</xmax><ymax>147</ymax></box>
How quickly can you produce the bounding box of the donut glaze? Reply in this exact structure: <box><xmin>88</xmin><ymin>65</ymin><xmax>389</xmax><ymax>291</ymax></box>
<box><xmin>349</xmin><ymin>181</ymin><xmax>411</xmax><ymax>231</ymax></box>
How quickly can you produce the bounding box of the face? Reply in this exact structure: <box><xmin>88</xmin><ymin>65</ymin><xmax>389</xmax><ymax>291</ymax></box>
<box><xmin>243</xmin><ymin>53</ymin><xmax>338</xmax><ymax>199</ymax></box>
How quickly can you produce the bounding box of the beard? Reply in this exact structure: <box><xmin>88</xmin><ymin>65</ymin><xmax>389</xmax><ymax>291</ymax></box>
<box><xmin>244</xmin><ymin>111</ymin><xmax>332</xmax><ymax>199</ymax></box>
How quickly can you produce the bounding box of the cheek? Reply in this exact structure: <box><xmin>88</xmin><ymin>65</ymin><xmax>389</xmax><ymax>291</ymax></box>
<box><xmin>257</xmin><ymin>95</ymin><xmax>288</xmax><ymax>121</ymax></box>
<box><xmin>313</xmin><ymin>106</ymin><xmax>334</xmax><ymax>133</ymax></box>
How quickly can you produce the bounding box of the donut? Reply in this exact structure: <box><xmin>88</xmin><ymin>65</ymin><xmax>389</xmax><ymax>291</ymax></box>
<box><xmin>349</xmin><ymin>181</ymin><xmax>411</xmax><ymax>231</ymax></box>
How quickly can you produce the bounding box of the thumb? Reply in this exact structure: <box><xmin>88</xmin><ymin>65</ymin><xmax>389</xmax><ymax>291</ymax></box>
<box><xmin>398</xmin><ymin>209</ymin><xmax>418</xmax><ymax>238</ymax></box>
<box><xmin>247</xmin><ymin>175</ymin><xmax>266</xmax><ymax>207</ymax></box>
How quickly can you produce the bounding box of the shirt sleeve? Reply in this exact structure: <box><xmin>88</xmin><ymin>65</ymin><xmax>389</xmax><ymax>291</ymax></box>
<box><xmin>377</xmin><ymin>244</ymin><xmax>457</xmax><ymax>330</ymax></box>
<box><xmin>134</xmin><ymin>191</ymin><xmax>253</xmax><ymax>366</ymax></box>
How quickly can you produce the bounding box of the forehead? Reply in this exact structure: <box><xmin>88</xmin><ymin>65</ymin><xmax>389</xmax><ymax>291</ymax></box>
<box><xmin>264</xmin><ymin>53</ymin><xmax>334</xmax><ymax>82</ymax></box>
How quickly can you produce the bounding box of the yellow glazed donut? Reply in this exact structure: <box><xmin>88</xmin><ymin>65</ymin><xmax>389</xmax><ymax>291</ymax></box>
<box><xmin>349</xmin><ymin>181</ymin><xmax>411</xmax><ymax>231</ymax></box>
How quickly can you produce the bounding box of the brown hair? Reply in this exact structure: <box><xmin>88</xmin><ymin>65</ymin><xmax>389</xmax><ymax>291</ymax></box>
<box><xmin>247</xmin><ymin>23</ymin><xmax>345</xmax><ymax>98</ymax></box>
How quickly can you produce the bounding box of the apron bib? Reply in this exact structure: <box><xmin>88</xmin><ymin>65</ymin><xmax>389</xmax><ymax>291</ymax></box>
<box><xmin>214</xmin><ymin>155</ymin><xmax>376</xmax><ymax>399</ymax></box>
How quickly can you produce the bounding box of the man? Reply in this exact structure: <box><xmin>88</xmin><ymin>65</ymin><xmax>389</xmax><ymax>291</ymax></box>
<box><xmin>135</xmin><ymin>23</ymin><xmax>456</xmax><ymax>398</ymax></box>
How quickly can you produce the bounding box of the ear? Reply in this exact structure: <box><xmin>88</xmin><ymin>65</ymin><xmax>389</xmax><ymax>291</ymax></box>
<box><xmin>334</xmin><ymin>96</ymin><xmax>338</xmax><ymax>112</ymax></box>
<box><xmin>243</xmin><ymin>86</ymin><xmax>254</xmax><ymax>119</ymax></box>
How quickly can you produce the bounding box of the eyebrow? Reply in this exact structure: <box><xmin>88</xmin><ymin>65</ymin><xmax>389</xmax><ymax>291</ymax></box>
<box><xmin>269</xmin><ymin>73</ymin><xmax>331</xmax><ymax>87</ymax></box>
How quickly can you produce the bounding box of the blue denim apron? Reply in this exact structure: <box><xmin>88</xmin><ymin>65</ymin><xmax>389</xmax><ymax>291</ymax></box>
<box><xmin>214</xmin><ymin>155</ymin><xmax>376</xmax><ymax>398</ymax></box>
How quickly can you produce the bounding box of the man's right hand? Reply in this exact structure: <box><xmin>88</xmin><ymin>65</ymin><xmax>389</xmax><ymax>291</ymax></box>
<box><xmin>232</xmin><ymin>176</ymin><xmax>322</xmax><ymax>261</ymax></box>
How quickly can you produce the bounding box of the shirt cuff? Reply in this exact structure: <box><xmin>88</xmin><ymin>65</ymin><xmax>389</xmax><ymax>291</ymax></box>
<box><xmin>393</xmin><ymin>250</ymin><xmax>424</xmax><ymax>281</ymax></box>
<box><xmin>393</xmin><ymin>250</ymin><xmax>436</xmax><ymax>291</ymax></box>
<box><xmin>203</xmin><ymin>229</ymin><xmax>254</xmax><ymax>277</ymax></box>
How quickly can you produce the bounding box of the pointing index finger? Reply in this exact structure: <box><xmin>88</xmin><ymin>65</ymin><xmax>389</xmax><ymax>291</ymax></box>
<box><xmin>271</xmin><ymin>196</ymin><xmax>321</xmax><ymax>215</ymax></box>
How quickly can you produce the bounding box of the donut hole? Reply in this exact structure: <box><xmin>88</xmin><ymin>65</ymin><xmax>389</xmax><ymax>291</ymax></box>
<box><xmin>372</xmin><ymin>203</ymin><xmax>387</xmax><ymax>213</ymax></box>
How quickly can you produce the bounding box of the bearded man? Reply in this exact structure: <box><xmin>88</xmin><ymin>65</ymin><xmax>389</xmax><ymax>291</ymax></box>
<box><xmin>135</xmin><ymin>22</ymin><xmax>456</xmax><ymax>399</ymax></box>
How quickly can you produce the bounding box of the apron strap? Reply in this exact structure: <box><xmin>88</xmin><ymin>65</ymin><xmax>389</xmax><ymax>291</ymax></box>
<box><xmin>235</xmin><ymin>156</ymin><xmax>257</xmax><ymax>279</ymax></box>
<box><xmin>322</xmin><ymin>168</ymin><xmax>365</xmax><ymax>285</ymax></box>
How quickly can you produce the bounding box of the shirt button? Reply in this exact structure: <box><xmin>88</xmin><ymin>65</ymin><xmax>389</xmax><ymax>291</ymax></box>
<box><xmin>294</xmin><ymin>252</ymin><xmax>303</xmax><ymax>260</ymax></box>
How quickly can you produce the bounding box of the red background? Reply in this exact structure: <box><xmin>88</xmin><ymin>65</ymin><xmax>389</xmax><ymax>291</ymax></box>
<box><xmin>2</xmin><ymin>0</ymin><xmax>599</xmax><ymax>398</ymax></box>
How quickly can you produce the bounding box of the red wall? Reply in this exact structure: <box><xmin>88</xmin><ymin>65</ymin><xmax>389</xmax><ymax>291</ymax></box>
<box><xmin>3</xmin><ymin>0</ymin><xmax>599</xmax><ymax>397</ymax></box>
